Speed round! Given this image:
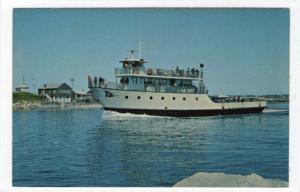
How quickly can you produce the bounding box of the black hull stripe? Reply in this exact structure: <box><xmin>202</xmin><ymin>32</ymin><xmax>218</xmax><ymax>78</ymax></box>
<box><xmin>103</xmin><ymin>107</ymin><xmax>265</xmax><ymax>117</ymax></box>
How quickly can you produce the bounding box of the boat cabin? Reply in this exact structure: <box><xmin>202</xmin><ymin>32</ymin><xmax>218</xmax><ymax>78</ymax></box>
<box><xmin>89</xmin><ymin>50</ymin><xmax>208</xmax><ymax>94</ymax></box>
<box><xmin>114</xmin><ymin>50</ymin><xmax>206</xmax><ymax>94</ymax></box>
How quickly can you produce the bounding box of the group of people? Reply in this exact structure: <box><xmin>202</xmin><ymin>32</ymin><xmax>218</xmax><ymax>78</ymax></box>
<box><xmin>88</xmin><ymin>76</ymin><xmax>105</xmax><ymax>88</ymax></box>
<box><xmin>175</xmin><ymin>66</ymin><xmax>200</xmax><ymax>77</ymax></box>
<box><xmin>144</xmin><ymin>67</ymin><xmax>200</xmax><ymax>78</ymax></box>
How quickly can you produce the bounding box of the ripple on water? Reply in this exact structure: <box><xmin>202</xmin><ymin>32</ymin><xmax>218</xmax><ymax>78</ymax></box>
<box><xmin>13</xmin><ymin>102</ymin><xmax>289</xmax><ymax>186</ymax></box>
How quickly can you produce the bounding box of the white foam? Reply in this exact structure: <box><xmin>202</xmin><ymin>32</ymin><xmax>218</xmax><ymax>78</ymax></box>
<box><xmin>101</xmin><ymin>110</ymin><xmax>167</xmax><ymax>120</ymax></box>
<box><xmin>263</xmin><ymin>109</ymin><xmax>289</xmax><ymax>113</ymax></box>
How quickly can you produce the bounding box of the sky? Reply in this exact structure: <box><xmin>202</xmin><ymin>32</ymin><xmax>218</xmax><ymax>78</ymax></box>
<box><xmin>13</xmin><ymin>8</ymin><xmax>289</xmax><ymax>95</ymax></box>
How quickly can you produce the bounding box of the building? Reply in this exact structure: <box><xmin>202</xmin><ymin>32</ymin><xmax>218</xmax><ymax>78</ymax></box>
<box><xmin>38</xmin><ymin>83</ymin><xmax>72</xmax><ymax>103</ymax></box>
<box><xmin>72</xmin><ymin>90</ymin><xmax>95</xmax><ymax>103</ymax></box>
<box><xmin>15</xmin><ymin>84</ymin><xmax>30</xmax><ymax>93</ymax></box>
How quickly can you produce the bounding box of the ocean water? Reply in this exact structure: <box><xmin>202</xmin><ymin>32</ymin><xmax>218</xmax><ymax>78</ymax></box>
<box><xmin>13</xmin><ymin>102</ymin><xmax>289</xmax><ymax>187</ymax></box>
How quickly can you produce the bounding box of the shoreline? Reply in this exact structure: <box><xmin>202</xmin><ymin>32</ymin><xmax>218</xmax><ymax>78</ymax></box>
<box><xmin>13</xmin><ymin>101</ymin><xmax>102</xmax><ymax>111</ymax></box>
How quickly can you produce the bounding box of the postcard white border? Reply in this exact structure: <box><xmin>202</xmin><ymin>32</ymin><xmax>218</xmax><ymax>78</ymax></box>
<box><xmin>1</xmin><ymin>0</ymin><xmax>299</xmax><ymax>192</ymax></box>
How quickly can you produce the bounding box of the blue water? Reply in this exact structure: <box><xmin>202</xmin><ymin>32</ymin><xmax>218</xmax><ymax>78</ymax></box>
<box><xmin>13</xmin><ymin>102</ymin><xmax>289</xmax><ymax>186</ymax></box>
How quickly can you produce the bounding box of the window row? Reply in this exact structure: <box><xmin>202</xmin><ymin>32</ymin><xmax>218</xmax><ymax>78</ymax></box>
<box><xmin>124</xmin><ymin>95</ymin><xmax>199</xmax><ymax>101</ymax></box>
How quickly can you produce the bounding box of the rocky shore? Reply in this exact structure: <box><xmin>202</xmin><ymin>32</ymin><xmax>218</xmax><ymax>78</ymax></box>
<box><xmin>13</xmin><ymin>101</ymin><xmax>41</xmax><ymax>111</ymax></box>
<box><xmin>13</xmin><ymin>101</ymin><xmax>102</xmax><ymax>111</ymax></box>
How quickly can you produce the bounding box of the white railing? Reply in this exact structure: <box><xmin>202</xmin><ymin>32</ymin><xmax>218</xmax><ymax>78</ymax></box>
<box><xmin>114</xmin><ymin>67</ymin><xmax>200</xmax><ymax>78</ymax></box>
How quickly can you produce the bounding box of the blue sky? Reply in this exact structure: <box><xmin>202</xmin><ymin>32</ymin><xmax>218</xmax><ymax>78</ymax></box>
<box><xmin>13</xmin><ymin>8</ymin><xmax>289</xmax><ymax>95</ymax></box>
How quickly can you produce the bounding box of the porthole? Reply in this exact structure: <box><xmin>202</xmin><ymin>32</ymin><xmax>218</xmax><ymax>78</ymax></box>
<box><xmin>183</xmin><ymin>97</ymin><xmax>186</xmax><ymax>101</ymax></box>
<box><xmin>172</xmin><ymin>97</ymin><xmax>176</xmax><ymax>100</ymax></box>
<box><xmin>137</xmin><ymin>96</ymin><xmax>141</xmax><ymax>99</ymax></box>
<box><xmin>195</xmin><ymin>97</ymin><xmax>198</xmax><ymax>101</ymax></box>
<box><xmin>125</xmin><ymin>96</ymin><xmax>128</xmax><ymax>99</ymax></box>
<box><xmin>150</xmin><ymin>96</ymin><xmax>153</xmax><ymax>100</ymax></box>
<box><xmin>161</xmin><ymin>96</ymin><xmax>164</xmax><ymax>100</ymax></box>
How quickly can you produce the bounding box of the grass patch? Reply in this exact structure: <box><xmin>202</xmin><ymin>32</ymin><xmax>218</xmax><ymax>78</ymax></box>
<box><xmin>13</xmin><ymin>92</ymin><xmax>42</xmax><ymax>103</ymax></box>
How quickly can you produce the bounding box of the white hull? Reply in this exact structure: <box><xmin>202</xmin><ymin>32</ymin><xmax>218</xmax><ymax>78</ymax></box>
<box><xmin>91</xmin><ymin>88</ymin><xmax>266</xmax><ymax>116</ymax></box>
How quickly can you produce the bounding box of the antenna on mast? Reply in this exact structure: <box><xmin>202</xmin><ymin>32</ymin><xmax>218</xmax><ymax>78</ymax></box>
<box><xmin>22</xmin><ymin>74</ymin><xmax>25</xmax><ymax>84</ymax></box>
<box><xmin>138</xmin><ymin>41</ymin><xmax>143</xmax><ymax>59</ymax></box>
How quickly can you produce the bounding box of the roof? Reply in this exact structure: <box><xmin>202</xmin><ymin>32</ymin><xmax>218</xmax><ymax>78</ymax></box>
<box><xmin>73</xmin><ymin>90</ymin><xmax>88</xmax><ymax>95</ymax></box>
<box><xmin>16</xmin><ymin>84</ymin><xmax>29</xmax><ymax>89</ymax></box>
<box><xmin>115</xmin><ymin>73</ymin><xmax>199</xmax><ymax>80</ymax></box>
<box><xmin>38</xmin><ymin>83</ymin><xmax>71</xmax><ymax>90</ymax></box>
<box><xmin>217</xmin><ymin>94</ymin><xmax>229</xmax><ymax>98</ymax></box>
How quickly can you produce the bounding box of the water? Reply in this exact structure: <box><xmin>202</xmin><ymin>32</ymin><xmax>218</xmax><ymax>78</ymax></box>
<box><xmin>13</xmin><ymin>102</ymin><xmax>289</xmax><ymax>187</ymax></box>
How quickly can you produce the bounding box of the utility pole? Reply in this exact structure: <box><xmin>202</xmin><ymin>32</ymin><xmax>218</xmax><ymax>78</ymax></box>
<box><xmin>31</xmin><ymin>78</ymin><xmax>35</xmax><ymax>94</ymax></box>
<box><xmin>22</xmin><ymin>74</ymin><xmax>25</xmax><ymax>85</ymax></box>
<box><xmin>70</xmin><ymin>78</ymin><xmax>74</xmax><ymax>90</ymax></box>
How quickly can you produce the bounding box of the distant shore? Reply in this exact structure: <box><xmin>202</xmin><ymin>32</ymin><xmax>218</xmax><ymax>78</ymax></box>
<box><xmin>13</xmin><ymin>92</ymin><xmax>102</xmax><ymax>111</ymax></box>
<box><xmin>12</xmin><ymin>91</ymin><xmax>288</xmax><ymax>111</ymax></box>
<box><xmin>13</xmin><ymin>101</ymin><xmax>102</xmax><ymax>111</ymax></box>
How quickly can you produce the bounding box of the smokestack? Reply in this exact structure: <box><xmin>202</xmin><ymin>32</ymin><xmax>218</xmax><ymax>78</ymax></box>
<box><xmin>200</xmin><ymin>63</ymin><xmax>204</xmax><ymax>81</ymax></box>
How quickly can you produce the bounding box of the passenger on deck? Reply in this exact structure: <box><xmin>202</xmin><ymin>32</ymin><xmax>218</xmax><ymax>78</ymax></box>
<box><xmin>94</xmin><ymin>77</ymin><xmax>98</xmax><ymax>87</ymax></box>
<box><xmin>99</xmin><ymin>77</ymin><xmax>104</xmax><ymax>87</ymax></box>
<box><xmin>88</xmin><ymin>76</ymin><xmax>92</xmax><ymax>88</ymax></box>
<box><xmin>191</xmin><ymin>68</ymin><xmax>195</xmax><ymax>76</ymax></box>
<box><xmin>195</xmin><ymin>69</ymin><xmax>199</xmax><ymax>77</ymax></box>
<box><xmin>186</xmin><ymin>68</ymin><xmax>190</xmax><ymax>76</ymax></box>
<box><xmin>175</xmin><ymin>66</ymin><xmax>179</xmax><ymax>75</ymax></box>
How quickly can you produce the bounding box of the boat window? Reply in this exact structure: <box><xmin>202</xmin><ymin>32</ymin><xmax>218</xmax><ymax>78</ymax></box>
<box><xmin>125</xmin><ymin>96</ymin><xmax>128</xmax><ymax>99</ymax></box>
<box><xmin>150</xmin><ymin>96</ymin><xmax>153</xmax><ymax>100</ymax></box>
<box><xmin>137</xmin><ymin>96</ymin><xmax>141</xmax><ymax>99</ymax></box>
<box><xmin>183</xmin><ymin>97</ymin><xmax>186</xmax><ymax>101</ymax></box>
<box><xmin>173</xmin><ymin>97</ymin><xmax>176</xmax><ymax>100</ymax></box>
<box><xmin>161</xmin><ymin>96</ymin><xmax>164</xmax><ymax>100</ymax></box>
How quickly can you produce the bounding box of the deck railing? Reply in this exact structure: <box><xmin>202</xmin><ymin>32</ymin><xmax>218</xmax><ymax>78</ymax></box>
<box><xmin>114</xmin><ymin>67</ymin><xmax>200</xmax><ymax>78</ymax></box>
<box><xmin>211</xmin><ymin>96</ymin><xmax>266</xmax><ymax>103</ymax></box>
<box><xmin>116</xmin><ymin>84</ymin><xmax>197</xmax><ymax>93</ymax></box>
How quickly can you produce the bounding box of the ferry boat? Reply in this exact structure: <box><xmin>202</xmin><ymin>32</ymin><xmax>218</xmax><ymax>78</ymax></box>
<box><xmin>88</xmin><ymin>47</ymin><xmax>266</xmax><ymax>117</ymax></box>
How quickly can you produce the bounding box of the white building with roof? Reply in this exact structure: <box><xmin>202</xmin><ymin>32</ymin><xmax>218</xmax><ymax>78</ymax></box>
<box><xmin>38</xmin><ymin>83</ymin><xmax>72</xmax><ymax>103</ymax></box>
<box><xmin>15</xmin><ymin>84</ymin><xmax>30</xmax><ymax>93</ymax></box>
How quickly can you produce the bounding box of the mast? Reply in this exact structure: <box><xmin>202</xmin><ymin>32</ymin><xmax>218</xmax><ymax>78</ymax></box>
<box><xmin>199</xmin><ymin>63</ymin><xmax>204</xmax><ymax>81</ymax></box>
<box><xmin>138</xmin><ymin>41</ymin><xmax>143</xmax><ymax>59</ymax></box>
<box><xmin>199</xmin><ymin>63</ymin><xmax>206</xmax><ymax>94</ymax></box>
<box><xmin>22</xmin><ymin>74</ymin><xmax>25</xmax><ymax>85</ymax></box>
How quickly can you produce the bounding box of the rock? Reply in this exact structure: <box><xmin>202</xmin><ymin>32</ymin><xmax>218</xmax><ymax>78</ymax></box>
<box><xmin>173</xmin><ymin>172</ymin><xmax>288</xmax><ymax>187</ymax></box>
<box><xmin>13</xmin><ymin>101</ymin><xmax>41</xmax><ymax>111</ymax></box>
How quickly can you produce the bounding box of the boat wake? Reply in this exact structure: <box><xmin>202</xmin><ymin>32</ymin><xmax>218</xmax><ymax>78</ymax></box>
<box><xmin>262</xmin><ymin>109</ymin><xmax>289</xmax><ymax>113</ymax></box>
<box><xmin>101</xmin><ymin>110</ymin><xmax>168</xmax><ymax>120</ymax></box>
